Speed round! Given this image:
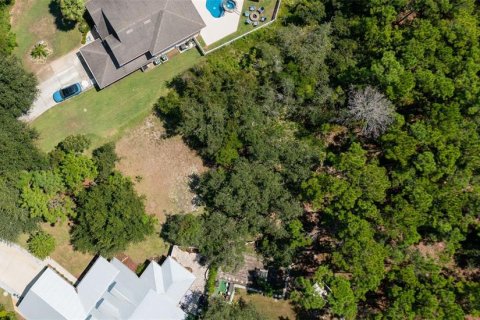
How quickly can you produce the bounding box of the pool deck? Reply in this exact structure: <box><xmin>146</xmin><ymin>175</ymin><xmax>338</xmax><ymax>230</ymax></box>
<box><xmin>193</xmin><ymin>0</ymin><xmax>244</xmax><ymax>45</ymax></box>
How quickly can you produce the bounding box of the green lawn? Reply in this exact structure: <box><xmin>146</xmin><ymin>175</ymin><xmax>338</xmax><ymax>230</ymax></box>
<box><xmin>235</xmin><ymin>289</ymin><xmax>297</xmax><ymax>320</ymax></box>
<box><xmin>32</xmin><ymin>49</ymin><xmax>203</xmax><ymax>152</ymax></box>
<box><xmin>11</xmin><ymin>0</ymin><xmax>81</xmax><ymax>70</ymax></box>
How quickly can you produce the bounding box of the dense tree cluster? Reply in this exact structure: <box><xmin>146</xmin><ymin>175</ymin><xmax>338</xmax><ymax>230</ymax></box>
<box><xmin>159</xmin><ymin>0</ymin><xmax>480</xmax><ymax>317</ymax></box>
<box><xmin>72</xmin><ymin>171</ymin><xmax>154</xmax><ymax>256</ymax></box>
<box><xmin>0</xmin><ymin>55</ymin><xmax>45</xmax><ymax>242</ymax></box>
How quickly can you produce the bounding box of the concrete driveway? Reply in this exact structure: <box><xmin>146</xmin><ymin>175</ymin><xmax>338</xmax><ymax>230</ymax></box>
<box><xmin>0</xmin><ymin>241</ymin><xmax>76</xmax><ymax>297</ymax></box>
<box><xmin>0</xmin><ymin>241</ymin><xmax>45</xmax><ymax>296</ymax></box>
<box><xmin>21</xmin><ymin>49</ymin><xmax>94</xmax><ymax>122</ymax></box>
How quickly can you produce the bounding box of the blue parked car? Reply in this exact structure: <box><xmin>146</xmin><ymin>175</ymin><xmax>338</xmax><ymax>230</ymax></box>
<box><xmin>53</xmin><ymin>83</ymin><xmax>82</xmax><ymax>103</ymax></box>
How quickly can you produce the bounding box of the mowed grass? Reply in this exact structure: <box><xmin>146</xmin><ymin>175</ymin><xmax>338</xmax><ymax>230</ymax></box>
<box><xmin>124</xmin><ymin>233</ymin><xmax>170</xmax><ymax>264</ymax></box>
<box><xmin>11</xmin><ymin>0</ymin><xmax>81</xmax><ymax>71</ymax></box>
<box><xmin>32</xmin><ymin>49</ymin><xmax>203</xmax><ymax>152</ymax></box>
<box><xmin>41</xmin><ymin>222</ymin><xmax>94</xmax><ymax>278</ymax></box>
<box><xmin>235</xmin><ymin>289</ymin><xmax>297</xmax><ymax>320</ymax></box>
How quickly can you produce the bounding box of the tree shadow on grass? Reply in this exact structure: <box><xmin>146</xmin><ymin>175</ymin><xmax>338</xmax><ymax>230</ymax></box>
<box><xmin>49</xmin><ymin>0</ymin><xmax>76</xmax><ymax>31</ymax></box>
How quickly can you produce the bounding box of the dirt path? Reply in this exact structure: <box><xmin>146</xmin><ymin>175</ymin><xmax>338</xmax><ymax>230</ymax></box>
<box><xmin>9</xmin><ymin>0</ymin><xmax>30</xmax><ymax>26</ymax></box>
<box><xmin>116</xmin><ymin>116</ymin><xmax>207</xmax><ymax>222</ymax></box>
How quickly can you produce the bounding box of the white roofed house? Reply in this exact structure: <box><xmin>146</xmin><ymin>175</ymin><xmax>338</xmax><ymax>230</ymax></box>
<box><xmin>17</xmin><ymin>256</ymin><xmax>196</xmax><ymax>320</ymax></box>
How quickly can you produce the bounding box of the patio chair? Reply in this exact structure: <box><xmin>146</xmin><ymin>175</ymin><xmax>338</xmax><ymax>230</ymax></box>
<box><xmin>249</xmin><ymin>5</ymin><xmax>256</xmax><ymax>11</ymax></box>
<box><xmin>253</xmin><ymin>21</ymin><xmax>259</xmax><ymax>27</ymax></box>
<box><xmin>244</xmin><ymin>11</ymin><xmax>249</xmax><ymax>16</ymax></box>
<box><xmin>258</xmin><ymin>6</ymin><xmax>265</xmax><ymax>13</ymax></box>
<box><xmin>260</xmin><ymin>16</ymin><xmax>267</xmax><ymax>22</ymax></box>
<box><xmin>245</xmin><ymin>18</ymin><xmax>252</xmax><ymax>24</ymax></box>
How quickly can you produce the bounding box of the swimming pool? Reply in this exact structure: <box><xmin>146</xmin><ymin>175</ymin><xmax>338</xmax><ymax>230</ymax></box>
<box><xmin>206</xmin><ymin>0</ymin><xmax>223</xmax><ymax>18</ymax></box>
<box><xmin>206</xmin><ymin>0</ymin><xmax>237</xmax><ymax>18</ymax></box>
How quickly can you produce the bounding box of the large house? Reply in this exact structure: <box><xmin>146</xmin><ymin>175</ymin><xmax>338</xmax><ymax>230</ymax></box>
<box><xmin>18</xmin><ymin>256</ymin><xmax>196</xmax><ymax>320</ymax></box>
<box><xmin>80</xmin><ymin>0</ymin><xmax>206</xmax><ymax>89</ymax></box>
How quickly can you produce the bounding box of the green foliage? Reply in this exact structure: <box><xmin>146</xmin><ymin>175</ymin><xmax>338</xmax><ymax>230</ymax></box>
<box><xmin>161</xmin><ymin>211</ymin><xmax>246</xmax><ymax>270</ymax></box>
<box><xmin>0</xmin><ymin>3</ymin><xmax>16</xmax><ymax>55</ymax></box>
<box><xmin>206</xmin><ymin>266</ymin><xmax>217</xmax><ymax>295</ymax></box>
<box><xmin>332</xmin><ymin>218</ymin><xmax>387</xmax><ymax>298</ymax></box>
<box><xmin>198</xmin><ymin>212</ymin><xmax>247</xmax><ymax>271</ymax></box>
<box><xmin>18</xmin><ymin>170</ymin><xmax>75</xmax><ymax>224</ymax></box>
<box><xmin>55</xmin><ymin>134</ymin><xmax>91</xmax><ymax>154</ymax></box>
<box><xmin>92</xmin><ymin>142</ymin><xmax>118</xmax><ymax>182</ymax></box>
<box><xmin>290</xmin><ymin>276</ymin><xmax>327</xmax><ymax>311</ymax></box>
<box><xmin>259</xmin><ymin>219</ymin><xmax>311</xmax><ymax>267</ymax></box>
<box><xmin>72</xmin><ymin>172</ymin><xmax>154</xmax><ymax>256</ymax></box>
<box><xmin>215</xmin><ymin>131</ymin><xmax>242</xmax><ymax>167</ymax></box>
<box><xmin>59</xmin><ymin>0</ymin><xmax>85</xmax><ymax>23</ymax></box>
<box><xmin>59</xmin><ymin>153</ymin><xmax>97</xmax><ymax>195</ymax></box>
<box><xmin>161</xmin><ymin>213</ymin><xmax>203</xmax><ymax>247</ymax></box>
<box><xmin>291</xmin><ymin>266</ymin><xmax>357</xmax><ymax>319</ymax></box>
<box><xmin>202</xmin><ymin>298</ymin><xmax>266</xmax><ymax>320</ymax></box>
<box><xmin>383</xmin><ymin>256</ymin><xmax>465</xmax><ymax>319</ymax></box>
<box><xmin>0</xmin><ymin>112</ymin><xmax>46</xmax><ymax>177</ymax></box>
<box><xmin>0</xmin><ymin>179</ymin><xmax>37</xmax><ymax>241</ymax></box>
<box><xmin>0</xmin><ymin>39</ymin><xmax>44</xmax><ymax>241</ymax></box>
<box><xmin>30</xmin><ymin>43</ymin><xmax>48</xmax><ymax>59</ymax></box>
<box><xmin>0</xmin><ymin>55</ymin><xmax>37</xmax><ymax>117</ymax></box>
<box><xmin>197</xmin><ymin>160</ymin><xmax>301</xmax><ymax>235</ymax></box>
<box><xmin>77</xmin><ymin>20</ymin><xmax>89</xmax><ymax>34</ymax></box>
<box><xmin>328</xmin><ymin>277</ymin><xmax>357</xmax><ymax>320</ymax></box>
<box><xmin>157</xmin><ymin>0</ymin><xmax>480</xmax><ymax>317</ymax></box>
<box><xmin>28</xmin><ymin>231</ymin><xmax>55</xmax><ymax>259</ymax></box>
<box><xmin>0</xmin><ymin>304</ymin><xmax>16</xmax><ymax>320</ymax></box>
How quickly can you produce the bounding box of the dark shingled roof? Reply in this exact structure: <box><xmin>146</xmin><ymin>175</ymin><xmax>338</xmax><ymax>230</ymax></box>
<box><xmin>80</xmin><ymin>0</ymin><xmax>205</xmax><ymax>88</ymax></box>
<box><xmin>80</xmin><ymin>39</ymin><xmax>149</xmax><ymax>89</ymax></box>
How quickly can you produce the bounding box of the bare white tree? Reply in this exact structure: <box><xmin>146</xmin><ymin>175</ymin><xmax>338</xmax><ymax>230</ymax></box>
<box><xmin>344</xmin><ymin>86</ymin><xmax>395</xmax><ymax>138</ymax></box>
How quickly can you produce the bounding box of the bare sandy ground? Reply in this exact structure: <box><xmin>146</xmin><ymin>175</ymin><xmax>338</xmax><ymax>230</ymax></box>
<box><xmin>116</xmin><ymin>116</ymin><xmax>206</xmax><ymax>222</ymax></box>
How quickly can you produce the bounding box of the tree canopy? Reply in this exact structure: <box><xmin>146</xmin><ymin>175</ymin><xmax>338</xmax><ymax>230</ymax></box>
<box><xmin>72</xmin><ymin>172</ymin><xmax>154</xmax><ymax>256</ymax></box>
<box><xmin>158</xmin><ymin>0</ymin><xmax>480</xmax><ymax>317</ymax></box>
<box><xmin>0</xmin><ymin>55</ymin><xmax>37</xmax><ymax>118</ymax></box>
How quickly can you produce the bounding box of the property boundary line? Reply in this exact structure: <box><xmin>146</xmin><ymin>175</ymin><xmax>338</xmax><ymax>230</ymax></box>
<box><xmin>198</xmin><ymin>0</ymin><xmax>282</xmax><ymax>56</ymax></box>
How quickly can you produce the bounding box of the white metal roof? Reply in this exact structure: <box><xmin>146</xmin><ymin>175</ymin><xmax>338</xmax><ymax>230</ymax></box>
<box><xmin>77</xmin><ymin>257</ymin><xmax>119</xmax><ymax>313</ymax></box>
<box><xmin>18</xmin><ymin>268</ymin><xmax>86</xmax><ymax>320</ymax></box>
<box><xmin>18</xmin><ymin>256</ymin><xmax>196</xmax><ymax>320</ymax></box>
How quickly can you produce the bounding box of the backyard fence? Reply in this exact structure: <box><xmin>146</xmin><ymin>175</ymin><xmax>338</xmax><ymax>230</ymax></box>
<box><xmin>198</xmin><ymin>0</ymin><xmax>282</xmax><ymax>56</ymax></box>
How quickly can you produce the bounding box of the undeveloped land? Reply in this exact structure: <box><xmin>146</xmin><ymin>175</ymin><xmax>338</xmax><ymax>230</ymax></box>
<box><xmin>116</xmin><ymin>116</ymin><xmax>206</xmax><ymax>222</ymax></box>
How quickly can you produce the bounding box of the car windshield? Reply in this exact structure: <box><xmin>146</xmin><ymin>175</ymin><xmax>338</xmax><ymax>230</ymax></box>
<box><xmin>60</xmin><ymin>85</ymin><xmax>77</xmax><ymax>98</ymax></box>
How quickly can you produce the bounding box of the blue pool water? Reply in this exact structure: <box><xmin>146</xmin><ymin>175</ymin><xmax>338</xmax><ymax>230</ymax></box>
<box><xmin>206</xmin><ymin>0</ymin><xmax>224</xmax><ymax>18</ymax></box>
<box><xmin>225</xmin><ymin>0</ymin><xmax>235</xmax><ymax>10</ymax></box>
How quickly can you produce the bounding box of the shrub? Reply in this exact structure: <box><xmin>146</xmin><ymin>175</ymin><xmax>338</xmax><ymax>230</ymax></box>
<box><xmin>55</xmin><ymin>135</ymin><xmax>91</xmax><ymax>154</ymax></box>
<box><xmin>59</xmin><ymin>0</ymin><xmax>85</xmax><ymax>23</ymax></box>
<box><xmin>92</xmin><ymin>142</ymin><xmax>118</xmax><ymax>182</ymax></box>
<box><xmin>206</xmin><ymin>265</ymin><xmax>218</xmax><ymax>295</ymax></box>
<box><xmin>30</xmin><ymin>43</ymin><xmax>48</xmax><ymax>59</ymax></box>
<box><xmin>28</xmin><ymin>231</ymin><xmax>55</xmax><ymax>259</ymax></box>
<box><xmin>77</xmin><ymin>20</ymin><xmax>89</xmax><ymax>34</ymax></box>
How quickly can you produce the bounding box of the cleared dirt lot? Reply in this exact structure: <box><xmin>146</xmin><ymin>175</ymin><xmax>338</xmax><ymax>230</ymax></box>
<box><xmin>116</xmin><ymin>116</ymin><xmax>206</xmax><ymax>222</ymax></box>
